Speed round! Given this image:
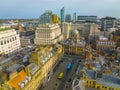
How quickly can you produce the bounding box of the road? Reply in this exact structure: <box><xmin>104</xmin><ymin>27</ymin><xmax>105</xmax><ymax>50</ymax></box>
<box><xmin>41</xmin><ymin>55</ymin><xmax>98</xmax><ymax>90</ymax></box>
<box><xmin>42</xmin><ymin>55</ymin><xmax>80</xmax><ymax>90</ymax></box>
<box><xmin>42</xmin><ymin>56</ymin><xmax>69</xmax><ymax>90</ymax></box>
<box><xmin>63</xmin><ymin>57</ymin><xmax>80</xmax><ymax>90</ymax></box>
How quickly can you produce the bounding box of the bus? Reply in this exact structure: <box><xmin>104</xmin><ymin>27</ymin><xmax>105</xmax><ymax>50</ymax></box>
<box><xmin>58</xmin><ymin>72</ymin><xmax>64</xmax><ymax>79</ymax></box>
<box><xmin>67</xmin><ymin>63</ymin><xmax>72</xmax><ymax>71</ymax></box>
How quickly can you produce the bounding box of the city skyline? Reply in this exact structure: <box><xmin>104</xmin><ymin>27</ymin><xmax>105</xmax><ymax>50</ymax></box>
<box><xmin>0</xmin><ymin>0</ymin><xmax>120</xmax><ymax>19</ymax></box>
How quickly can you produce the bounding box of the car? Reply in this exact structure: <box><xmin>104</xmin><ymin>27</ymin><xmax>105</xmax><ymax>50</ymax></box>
<box><xmin>58</xmin><ymin>72</ymin><xmax>64</xmax><ymax>79</ymax></box>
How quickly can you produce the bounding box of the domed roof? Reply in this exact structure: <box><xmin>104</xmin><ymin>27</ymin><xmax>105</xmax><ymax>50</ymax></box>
<box><xmin>72</xmin><ymin>29</ymin><xmax>79</xmax><ymax>34</ymax></box>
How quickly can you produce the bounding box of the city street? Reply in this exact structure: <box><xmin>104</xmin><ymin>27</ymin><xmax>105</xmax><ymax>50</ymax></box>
<box><xmin>42</xmin><ymin>55</ymin><xmax>81</xmax><ymax>90</ymax></box>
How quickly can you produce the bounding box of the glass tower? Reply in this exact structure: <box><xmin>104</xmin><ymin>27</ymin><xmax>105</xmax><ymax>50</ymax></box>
<box><xmin>65</xmin><ymin>14</ymin><xmax>71</xmax><ymax>22</ymax></box>
<box><xmin>39</xmin><ymin>10</ymin><xmax>52</xmax><ymax>24</ymax></box>
<box><xmin>60</xmin><ymin>7</ymin><xmax>65</xmax><ymax>24</ymax></box>
<box><xmin>73</xmin><ymin>12</ymin><xmax>76</xmax><ymax>23</ymax></box>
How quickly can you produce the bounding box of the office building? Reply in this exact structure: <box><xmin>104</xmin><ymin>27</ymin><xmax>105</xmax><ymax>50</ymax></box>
<box><xmin>62</xmin><ymin>22</ymin><xmax>72</xmax><ymax>40</ymax></box>
<box><xmin>71</xmin><ymin>23</ymin><xmax>83</xmax><ymax>30</ymax></box>
<box><xmin>60</xmin><ymin>7</ymin><xmax>65</xmax><ymax>24</ymax></box>
<box><xmin>89</xmin><ymin>23</ymin><xmax>100</xmax><ymax>36</ymax></box>
<box><xmin>77</xmin><ymin>16</ymin><xmax>97</xmax><ymax>23</ymax></box>
<box><xmin>39</xmin><ymin>11</ymin><xmax>60</xmax><ymax>24</ymax></box>
<box><xmin>88</xmin><ymin>23</ymin><xmax>100</xmax><ymax>41</ymax></box>
<box><xmin>80</xmin><ymin>67</ymin><xmax>120</xmax><ymax>90</ymax></box>
<box><xmin>34</xmin><ymin>24</ymin><xmax>63</xmax><ymax>46</ymax></box>
<box><xmin>73</xmin><ymin>12</ymin><xmax>76</xmax><ymax>23</ymax></box>
<box><xmin>52</xmin><ymin>14</ymin><xmax>60</xmax><ymax>24</ymax></box>
<box><xmin>115</xmin><ymin>19</ymin><xmax>120</xmax><ymax>29</ymax></box>
<box><xmin>0</xmin><ymin>46</ymin><xmax>63</xmax><ymax>90</ymax></box>
<box><xmin>112</xmin><ymin>30</ymin><xmax>120</xmax><ymax>47</ymax></box>
<box><xmin>96</xmin><ymin>36</ymin><xmax>116</xmax><ymax>50</ymax></box>
<box><xmin>39</xmin><ymin>10</ymin><xmax>52</xmax><ymax>24</ymax></box>
<box><xmin>20</xmin><ymin>31</ymin><xmax>35</xmax><ymax>47</ymax></box>
<box><xmin>65</xmin><ymin>14</ymin><xmax>71</xmax><ymax>22</ymax></box>
<box><xmin>81</xmin><ymin>23</ymin><xmax>100</xmax><ymax>38</ymax></box>
<box><xmin>0</xmin><ymin>26</ymin><xmax>21</xmax><ymax>55</ymax></box>
<box><xmin>101</xmin><ymin>16</ymin><xmax>116</xmax><ymax>31</ymax></box>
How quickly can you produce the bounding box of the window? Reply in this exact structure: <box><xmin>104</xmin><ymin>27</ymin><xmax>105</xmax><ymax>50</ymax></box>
<box><xmin>12</xmin><ymin>37</ymin><xmax>14</xmax><ymax>41</ymax></box>
<box><xmin>10</xmin><ymin>38</ymin><xmax>12</xmax><ymax>42</ymax></box>
<box><xmin>15</xmin><ymin>37</ymin><xmax>16</xmax><ymax>40</ymax></box>
<box><xmin>7</xmin><ymin>39</ymin><xmax>9</xmax><ymax>43</ymax></box>
<box><xmin>1</xmin><ymin>41</ymin><xmax>3</xmax><ymax>45</ymax></box>
<box><xmin>97</xmin><ymin>86</ymin><xmax>99</xmax><ymax>89</ymax></box>
<box><xmin>4</xmin><ymin>40</ymin><xmax>6</xmax><ymax>44</ymax></box>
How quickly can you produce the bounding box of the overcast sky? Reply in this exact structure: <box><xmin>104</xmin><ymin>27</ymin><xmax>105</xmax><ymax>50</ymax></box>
<box><xmin>0</xmin><ymin>0</ymin><xmax>120</xmax><ymax>19</ymax></box>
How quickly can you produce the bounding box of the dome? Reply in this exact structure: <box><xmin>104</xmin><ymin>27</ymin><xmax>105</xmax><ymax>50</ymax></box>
<box><xmin>71</xmin><ymin>30</ymin><xmax>79</xmax><ymax>34</ymax></box>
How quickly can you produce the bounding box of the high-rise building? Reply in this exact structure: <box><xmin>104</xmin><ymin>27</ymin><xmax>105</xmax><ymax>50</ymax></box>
<box><xmin>52</xmin><ymin>14</ymin><xmax>60</xmax><ymax>24</ymax></box>
<box><xmin>65</xmin><ymin>14</ymin><xmax>71</xmax><ymax>22</ymax></box>
<box><xmin>101</xmin><ymin>16</ymin><xmax>116</xmax><ymax>31</ymax></box>
<box><xmin>39</xmin><ymin>10</ymin><xmax>52</xmax><ymax>24</ymax></box>
<box><xmin>0</xmin><ymin>26</ymin><xmax>21</xmax><ymax>55</ymax></box>
<box><xmin>60</xmin><ymin>7</ymin><xmax>65</xmax><ymax>24</ymax></box>
<box><xmin>82</xmin><ymin>23</ymin><xmax>100</xmax><ymax>38</ymax></box>
<box><xmin>62</xmin><ymin>22</ymin><xmax>72</xmax><ymax>40</ymax></box>
<box><xmin>77</xmin><ymin>16</ymin><xmax>97</xmax><ymax>23</ymax></box>
<box><xmin>34</xmin><ymin>24</ymin><xmax>63</xmax><ymax>46</ymax></box>
<box><xmin>71</xmin><ymin>23</ymin><xmax>83</xmax><ymax>31</ymax></box>
<box><xmin>39</xmin><ymin>11</ymin><xmax>60</xmax><ymax>24</ymax></box>
<box><xmin>73</xmin><ymin>12</ymin><xmax>76</xmax><ymax>23</ymax></box>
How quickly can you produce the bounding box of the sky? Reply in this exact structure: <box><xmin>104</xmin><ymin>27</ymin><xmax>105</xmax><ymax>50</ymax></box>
<box><xmin>0</xmin><ymin>0</ymin><xmax>120</xmax><ymax>19</ymax></box>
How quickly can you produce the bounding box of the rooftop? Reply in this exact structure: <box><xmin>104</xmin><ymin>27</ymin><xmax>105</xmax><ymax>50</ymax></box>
<box><xmin>83</xmin><ymin>68</ymin><xmax>120</xmax><ymax>89</ymax></box>
<box><xmin>8</xmin><ymin>70</ymin><xmax>27</xmax><ymax>90</ymax></box>
<box><xmin>112</xmin><ymin>30</ymin><xmax>120</xmax><ymax>36</ymax></box>
<box><xmin>83</xmin><ymin>68</ymin><xmax>96</xmax><ymax>79</ymax></box>
<box><xmin>97</xmin><ymin>79</ymin><xmax>120</xmax><ymax>88</ymax></box>
<box><xmin>102</xmin><ymin>16</ymin><xmax>116</xmax><ymax>20</ymax></box>
<box><xmin>27</xmin><ymin>63</ymin><xmax>39</xmax><ymax>75</ymax></box>
<box><xmin>63</xmin><ymin>39</ymin><xmax>86</xmax><ymax>46</ymax></box>
<box><xmin>0</xmin><ymin>28</ymin><xmax>12</xmax><ymax>32</ymax></box>
<box><xmin>6</xmin><ymin>64</ymin><xmax>21</xmax><ymax>73</ymax></box>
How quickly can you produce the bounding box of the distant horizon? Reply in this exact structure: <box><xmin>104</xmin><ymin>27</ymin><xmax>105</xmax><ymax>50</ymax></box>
<box><xmin>0</xmin><ymin>13</ymin><xmax>119</xmax><ymax>19</ymax></box>
<box><xmin>0</xmin><ymin>15</ymin><xmax>119</xmax><ymax>20</ymax></box>
<box><xmin>0</xmin><ymin>0</ymin><xmax>120</xmax><ymax>19</ymax></box>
